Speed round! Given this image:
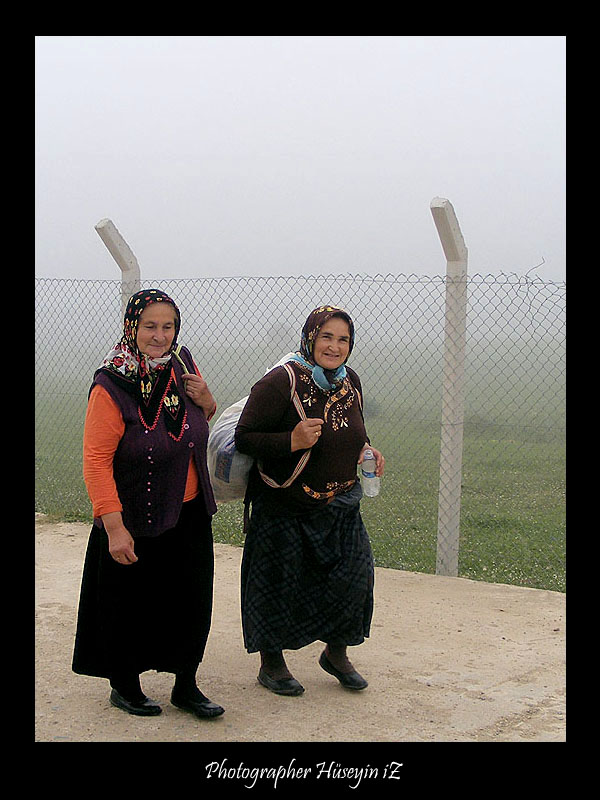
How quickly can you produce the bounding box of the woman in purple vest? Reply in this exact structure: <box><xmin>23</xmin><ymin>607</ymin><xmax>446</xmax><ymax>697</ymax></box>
<box><xmin>72</xmin><ymin>289</ymin><xmax>224</xmax><ymax>719</ymax></box>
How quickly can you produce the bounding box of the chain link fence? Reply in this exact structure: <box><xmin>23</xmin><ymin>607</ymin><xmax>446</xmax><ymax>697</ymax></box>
<box><xmin>35</xmin><ymin>273</ymin><xmax>565</xmax><ymax>591</ymax></box>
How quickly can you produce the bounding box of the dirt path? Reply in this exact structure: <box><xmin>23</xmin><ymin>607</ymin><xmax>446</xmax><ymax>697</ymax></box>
<box><xmin>35</xmin><ymin>515</ymin><xmax>565</xmax><ymax>744</ymax></box>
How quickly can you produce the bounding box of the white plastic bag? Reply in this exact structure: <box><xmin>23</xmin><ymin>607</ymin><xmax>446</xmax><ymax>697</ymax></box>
<box><xmin>206</xmin><ymin>395</ymin><xmax>253</xmax><ymax>503</ymax></box>
<box><xmin>207</xmin><ymin>353</ymin><xmax>296</xmax><ymax>503</ymax></box>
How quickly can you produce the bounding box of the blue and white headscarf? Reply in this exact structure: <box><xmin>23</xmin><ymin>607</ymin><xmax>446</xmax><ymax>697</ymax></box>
<box><xmin>289</xmin><ymin>305</ymin><xmax>355</xmax><ymax>391</ymax></box>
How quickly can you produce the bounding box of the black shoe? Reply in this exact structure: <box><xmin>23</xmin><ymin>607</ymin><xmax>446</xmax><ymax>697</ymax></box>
<box><xmin>170</xmin><ymin>689</ymin><xmax>225</xmax><ymax>719</ymax></box>
<box><xmin>318</xmin><ymin>651</ymin><xmax>368</xmax><ymax>690</ymax></box>
<box><xmin>109</xmin><ymin>688</ymin><xmax>163</xmax><ymax>716</ymax></box>
<box><xmin>258</xmin><ymin>668</ymin><xmax>305</xmax><ymax>696</ymax></box>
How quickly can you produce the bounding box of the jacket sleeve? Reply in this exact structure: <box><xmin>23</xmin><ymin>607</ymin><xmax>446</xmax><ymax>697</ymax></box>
<box><xmin>347</xmin><ymin>366</ymin><xmax>370</xmax><ymax>444</ymax></box>
<box><xmin>82</xmin><ymin>384</ymin><xmax>125</xmax><ymax>517</ymax></box>
<box><xmin>234</xmin><ymin>367</ymin><xmax>294</xmax><ymax>459</ymax></box>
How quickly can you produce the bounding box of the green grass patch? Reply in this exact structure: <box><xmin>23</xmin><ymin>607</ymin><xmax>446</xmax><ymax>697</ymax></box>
<box><xmin>35</xmin><ymin>398</ymin><xmax>565</xmax><ymax>592</ymax></box>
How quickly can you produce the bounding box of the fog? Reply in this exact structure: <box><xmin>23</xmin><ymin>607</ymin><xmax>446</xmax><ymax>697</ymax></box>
<box><xmin>35</xmin><ymin>36</ymin><xmax>566</xmax><ymax>283</ymax></box>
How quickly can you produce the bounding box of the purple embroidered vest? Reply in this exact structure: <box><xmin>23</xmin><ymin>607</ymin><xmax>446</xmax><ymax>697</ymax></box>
<box><xmin>91</xmin><ymin>346</ymin><xmax>217</xmax><ymax>538</ymax></box>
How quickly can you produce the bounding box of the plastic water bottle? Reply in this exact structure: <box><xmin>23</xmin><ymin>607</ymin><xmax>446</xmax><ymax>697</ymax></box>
<box><xmin>360</xmin><ymin>448</ymin><xmax>380</xmax><ymax>497</ymax></box>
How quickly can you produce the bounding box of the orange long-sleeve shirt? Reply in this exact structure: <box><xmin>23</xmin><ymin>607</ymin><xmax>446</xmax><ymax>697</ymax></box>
<box><xmin>83</xmin><ymin>384</ymin><xmax>201</xmax><ymax>519</ymax></box>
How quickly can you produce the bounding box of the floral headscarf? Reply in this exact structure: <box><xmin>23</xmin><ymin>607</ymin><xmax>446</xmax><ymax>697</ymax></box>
<box><xmin>97</xmin><ymin>289</ymin><xmax>187</xmax><ymax>440</ymax></box>
<box><xmin>291</xmin><ymin>305</ymin><xmax>355</xmax><ymax>391</ymax></box>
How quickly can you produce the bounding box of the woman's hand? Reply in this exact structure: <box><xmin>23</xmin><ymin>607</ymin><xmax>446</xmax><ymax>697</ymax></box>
<box><xmin>182</xmin><ymin>373</ymin><xmax>216</xmax><ymax>418</ymax></box>
<box><xmin>102</xmin><ymin>512</ymin><xmax>138</xmax><ymax>565</ymax></box>
<box><xmin>291</xmin><ymin>418</ymin><xmax>324</xmax><ymax>452</ymax></box>
<box><xmin>358</xmin><ymin>444</ymin><xmax>385</xmax><ymax>477</ymax></box>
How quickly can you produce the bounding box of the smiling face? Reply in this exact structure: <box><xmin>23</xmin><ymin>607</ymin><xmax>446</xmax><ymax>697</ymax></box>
<box><xmin>313</xmin><ymin>316</ymin><xmax>351</xmax><ymax>370</ymax></box>
<box><xmin>135</xmin><ymin>302</ymin><xmax>178</xmax><ymax>358</ymax></box>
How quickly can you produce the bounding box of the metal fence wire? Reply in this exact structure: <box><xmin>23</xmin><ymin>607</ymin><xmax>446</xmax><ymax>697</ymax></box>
<box><xmin>35</xmin><ymin>273</ymin><xmax>565</xmax><ymax>590</ymax></box>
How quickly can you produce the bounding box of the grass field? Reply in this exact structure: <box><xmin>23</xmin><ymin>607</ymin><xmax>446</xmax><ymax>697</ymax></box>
<box><xmin>35</xmin><ymin>391</ymin><xmax>565</xmax><ymax>593</ymax></box>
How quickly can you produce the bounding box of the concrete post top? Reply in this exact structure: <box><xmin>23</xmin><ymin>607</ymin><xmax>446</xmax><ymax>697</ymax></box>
<box><xmin>430</xmin><ymin>197</ymin><xmax>468</xmax><ymax>266</ymax></box>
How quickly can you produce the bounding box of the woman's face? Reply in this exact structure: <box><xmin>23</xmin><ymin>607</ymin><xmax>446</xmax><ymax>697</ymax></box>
<box><xmin>136</xmin><ymin>302</ymin><xmax>177</xmax><ymax>358</ymax></box>
<box><xmin>313</xmin><ymin>316</ymin><xmax>351</xmax><ymax>370</ymax></box>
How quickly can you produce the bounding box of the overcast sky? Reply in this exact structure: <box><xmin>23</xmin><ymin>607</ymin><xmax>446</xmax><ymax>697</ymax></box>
<box><xmin>35</xmin><ymin>35</ymin><xmax>566</xmax><ymax>283</ymax></box>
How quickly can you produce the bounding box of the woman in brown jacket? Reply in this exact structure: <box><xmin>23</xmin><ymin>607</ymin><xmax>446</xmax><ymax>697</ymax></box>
<box><xmin>235</xmin><ymin>305</ymin><xmax>384</xmax><ymax>696</ymax></box>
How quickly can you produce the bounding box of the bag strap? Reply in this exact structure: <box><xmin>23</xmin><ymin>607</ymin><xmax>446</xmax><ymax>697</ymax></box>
<box><xmin>282</xmin><ymin>363</ymin><xmax>308</xmax><ymax>422</ymax></box>
<box><xmin>258</xmin><ymin>363</ymin><xmax>311</xmax><ymax>489</ymax></box>
<box><xmin>172</xmin><ymin>343</ymin><xmax>207</xmax><ymax>382</ymax></box>
<box><xmin>171</xmin><ymin>343</ymin><xmax>189</xmax><ymax>371</ymax></box>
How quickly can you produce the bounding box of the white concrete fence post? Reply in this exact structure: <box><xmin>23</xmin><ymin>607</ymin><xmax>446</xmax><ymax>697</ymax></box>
<box><xmin>430</xmin><ymin>198</ymin><xmax>468</xmax><ymax>577</ymax></box>
<box><xmin>94</xmin><ymin>219</ymin><xmax>141</xmax><ymax>316</ymax></box>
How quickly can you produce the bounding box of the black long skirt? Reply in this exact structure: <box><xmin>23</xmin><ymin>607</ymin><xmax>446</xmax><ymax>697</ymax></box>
<box><xmin>241</xmin><ymin>483</ymin><xmax>374</xmax><ymax>653</ymax></box>
<box><xmin>72</xmin><ymin>495</ymin><xmax>214</xmax><ymax>679</ymax></box>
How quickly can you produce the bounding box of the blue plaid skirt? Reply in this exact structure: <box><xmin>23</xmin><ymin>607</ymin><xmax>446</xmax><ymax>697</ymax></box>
<box><xmin>241</xmin><ymin>482</ymin><xmax>374</xmax><ymax>653</ymax></box>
